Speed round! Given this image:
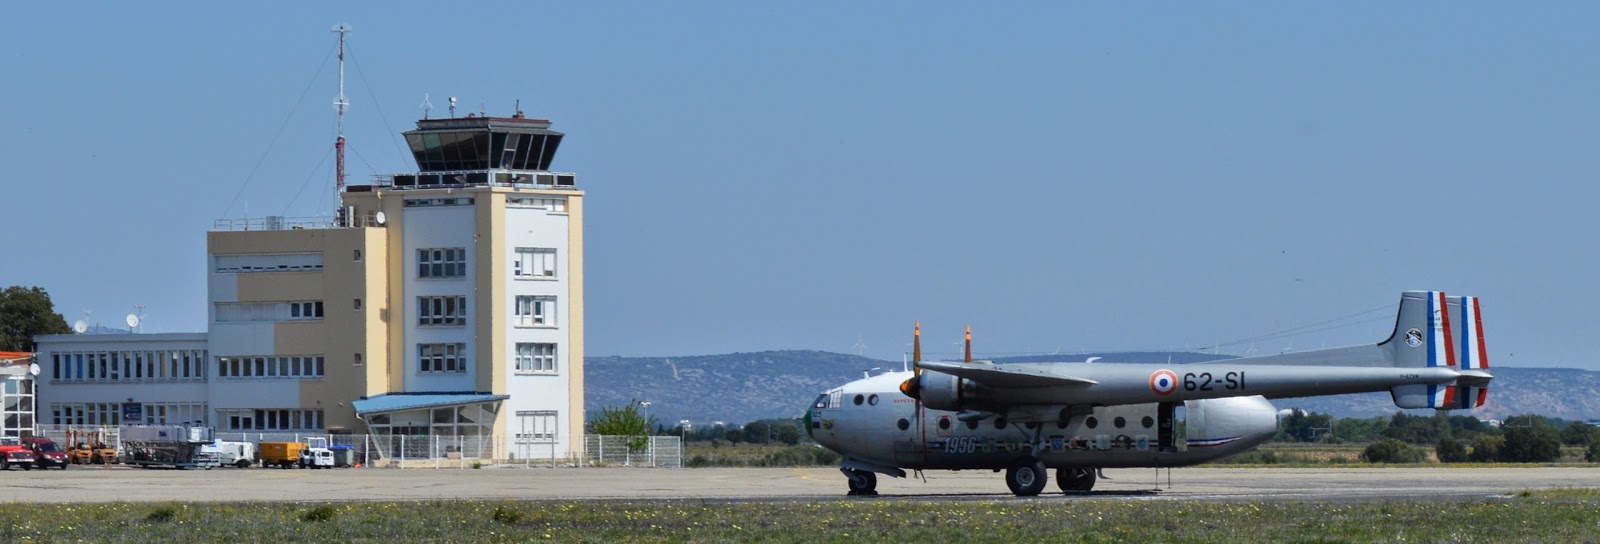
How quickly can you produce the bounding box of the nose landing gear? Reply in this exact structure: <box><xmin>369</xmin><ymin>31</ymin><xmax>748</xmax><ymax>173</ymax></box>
<box><xmin>843</xmin><ymin>468</ymin><xmax>878</xmax><ymax>496</ymax></box>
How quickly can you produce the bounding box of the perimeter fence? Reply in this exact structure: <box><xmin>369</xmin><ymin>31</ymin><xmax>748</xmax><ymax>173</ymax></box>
<box><xmin>33</xmin><ymin>426</ymin><xmax>682</xmax><ymax>469</ymax></box>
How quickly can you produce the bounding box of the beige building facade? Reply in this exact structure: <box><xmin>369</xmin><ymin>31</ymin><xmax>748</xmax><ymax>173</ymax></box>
<box><xmin>36</xmin><ymin>114</ymin><xmax>586</xmax><ymax>460</ymax></box>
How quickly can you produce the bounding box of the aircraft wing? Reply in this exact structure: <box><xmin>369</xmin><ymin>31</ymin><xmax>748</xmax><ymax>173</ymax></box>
<box><xmin>917</xmin><ymin>361</ymin><xmax>1098</xmax><ymax>388</ymax></box>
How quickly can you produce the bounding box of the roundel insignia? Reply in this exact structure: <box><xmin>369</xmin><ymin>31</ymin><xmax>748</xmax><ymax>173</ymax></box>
<box><xmin>1405</xmin><ymin>328</ymin><xmax>1424</xmax><ymax>348</ymax></box>
<box><xmin>1149</xmin><ymin>369</ymin><xmax>1178</xmax><ymax>396</ymax></box>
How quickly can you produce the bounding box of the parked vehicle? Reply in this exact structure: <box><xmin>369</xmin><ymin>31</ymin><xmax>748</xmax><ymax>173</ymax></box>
<box><xmin>119</xmin><ymin>425</ymin><xmax>221</xmax><ymax>469</ymax></box>
<box><xmin>22</xmin><ymin>437</ymin><xmax>69</xmax><ymax>470</ymax></box>
<box><xmin>258</xmin><ymin>442</ymin><xmax>308</xmax><ymax>469</ymax></box>
<box><xmin>298</xmin><ymin>437</ymin><xmax>335</xmax><ymax>469</ymax></box>
<box><xmin>0</xmin><ymin>438</ymin><xmax>37</xmax><ymax>470</ymax></box>
<box><xmin>65</xmin><ymin>429</ymin><xmax>118</xmax><ymax>465</ymax></box>
<box><xmin>201</xmin><ymin>440</ymin><xmax>257</xmax><ymax>468</ymax></box>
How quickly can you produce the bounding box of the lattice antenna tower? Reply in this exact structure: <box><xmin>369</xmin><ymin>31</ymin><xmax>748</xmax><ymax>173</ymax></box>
<box><xmin>333</xmin><ymin>23</ymin><xmax>352</xmax><ymax>211</ymax></box>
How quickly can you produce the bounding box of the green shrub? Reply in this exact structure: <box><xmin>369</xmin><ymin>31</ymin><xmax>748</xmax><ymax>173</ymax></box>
<box><xmin>1587</xmin><ymin>442</ymin><xmax>1600</xmax><ymax>463</ymax></box>
<box><xmin>1499</xmin><ymin>427</ymin><xmax>1562</xmax><ymax>463</ymax></box>
<box><xmin>1469</xmin><ymin>435</ymin><xmax>1503</xmax><ymax>462</ymax></box>
<box><xmin>145</xmin><ymin>506</ymin><xmax>176</xmax><ymax>523</ymax></box>
<box><xmin>1436</xmin><ymin>437</ymin><xmax>1469</xmax><ymax>463</ymax></box>
<box><xmin>1362</xmin><ymin>438</ymin><xmax>1424</xmax><ymax>463</ymax></box>
<box><xmin>301</xmin><ymin>505</ymin><xmax>337</xmax><ymax>523</ymax></box>
<box><xmin>492</xmin><ymin>505</ymin><xmax>523</xmax><ymax>524</ymax></box>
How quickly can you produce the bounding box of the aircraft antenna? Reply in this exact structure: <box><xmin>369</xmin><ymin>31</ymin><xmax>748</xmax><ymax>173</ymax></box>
<box><xmin>332</xmin><ymin>23</ymin><xmax>352</xmax><ymax>212</ymax></box>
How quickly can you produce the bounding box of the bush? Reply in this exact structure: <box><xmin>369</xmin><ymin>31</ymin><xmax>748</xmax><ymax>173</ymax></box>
<box><xmin>1587</xmin><ymin>442</ymin><xmax>1600</xmax><ymax>463</ymax></box>
<box><xmin>145</xmin><ymin>506</ymin><xmax>176</xmax><ymax>523</ymax></box>
<box><xmin>1469</xmin><ymin>435</ymin><xmax>1504</xmax><ymax>462</ymax></box>
<box><xmin>492</xmin><ymin>505</ymin><xmax>523</xmax><ymax>524</ymax></box>
<box><xmin>1362</xmin><ymin>438</ymin><xmax>1424</xmax><ymax>463</ymax></box>
<box><xmin>301</xmin><ymin>505</ymin><xmax>338</xmax><ymax>523</ymax></box>
<box><xmin>1436</xmin><ymin>437</ymin><xmax>1469</xmax><ymax>463</ymax></box>
<box><xmin>1499</xmin><ymin>426</ymin><xmax>1562</xmax><ymax>463</ymax></box>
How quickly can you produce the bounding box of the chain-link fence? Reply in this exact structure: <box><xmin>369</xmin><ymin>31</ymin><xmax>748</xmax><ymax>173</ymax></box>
<box><xmin>35</xmin><ymin>426</ymin><xmax>684</xmax><ymax>469</ymax></box>
<box><xmin>584</xmin><ymin>435</ymin><xmax>682</xmax><ymax>468</ymax></box>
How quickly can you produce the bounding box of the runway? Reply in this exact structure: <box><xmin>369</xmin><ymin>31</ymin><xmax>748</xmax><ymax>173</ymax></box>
<box><xmin>3</xmin><ymin>466</ymin><xmax>1596</xmax><ymax>503</ymax></box>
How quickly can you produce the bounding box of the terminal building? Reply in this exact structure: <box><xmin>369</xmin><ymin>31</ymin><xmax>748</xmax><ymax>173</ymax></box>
<box><xmin>33</xmin><ymin>112</ymin><xmax>586</xmax><ymax>460</ymax></box>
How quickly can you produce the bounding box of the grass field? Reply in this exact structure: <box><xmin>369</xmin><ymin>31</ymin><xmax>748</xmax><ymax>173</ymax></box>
<box><xmin>2</xmin><ymin>493</ymin><xmax>1598</xmax><ymax>543</ymax></box>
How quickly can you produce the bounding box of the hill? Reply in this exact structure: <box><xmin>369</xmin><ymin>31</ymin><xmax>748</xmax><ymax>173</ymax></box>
<box><xmin>584</xmin><ymin>351</ymin><xmax>1600</xmax><ymax>426</ymax></box>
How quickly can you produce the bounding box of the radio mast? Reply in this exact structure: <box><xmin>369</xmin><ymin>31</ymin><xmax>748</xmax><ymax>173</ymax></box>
<box><xmin>333</xmin><ymin>23</ymin><xmax>352</xmax><ymax>212</ymax></box>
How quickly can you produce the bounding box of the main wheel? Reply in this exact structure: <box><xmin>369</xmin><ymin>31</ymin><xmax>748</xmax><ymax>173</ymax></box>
<box><xmin>236</xmin><ymin>459</ymin><xmax>251</xmax><ymax>469</ymax></box>
<box><xmin>1056</xmin><ymin>467</ymin><xmax>1097</xmax><ymax>492</ymax></box>
<box><xmin>845</xmin><ymin>469</ymin><xmax>878</xmax><ymax>496</ymax></box>
<box><xmin>1005</xmin><ymin>457</ymin><xmax>1047</xmax><ymax>497</ymax></box>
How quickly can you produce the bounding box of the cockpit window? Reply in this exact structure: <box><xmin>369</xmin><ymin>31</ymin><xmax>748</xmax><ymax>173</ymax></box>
<box><xmin>813</xmin><ymin>394</ymin><xmax>829</xmax><ymax>410</ymax></box>
<box><xmin>829</xmin><ymin>390</ymin><xmax>843</xmax><ymax>409</ymax></box>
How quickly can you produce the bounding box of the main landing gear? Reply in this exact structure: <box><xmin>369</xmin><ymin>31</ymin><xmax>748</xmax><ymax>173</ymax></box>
<box><xmin>1056</xmin><ymin>467</ymin><xmax>1097</xmax><ymax>492</ymax></box>
<box><xmin>843</xmin><ymin>468</ymin><xmax>878</xmax><ymax>496</ymax></box>
<box><xmin>1005</xmin><ymin>457</ymin><xmax>1047</xmax><ymax>496</ymax></box>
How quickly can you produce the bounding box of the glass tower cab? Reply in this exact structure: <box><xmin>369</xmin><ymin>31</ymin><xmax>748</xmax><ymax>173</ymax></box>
<box><xmin>387</xmin><ymin>112</ymin><xmax>575</xmax><ymax>189</ymax></box>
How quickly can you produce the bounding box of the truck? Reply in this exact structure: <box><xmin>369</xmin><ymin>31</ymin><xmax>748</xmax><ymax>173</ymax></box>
<box><xmin>298</xmin><ymin>437</ymin><xmax>335</xmax><ymax>469</ymax></box>
<box><xmin>0</xmin><ymin>438</ymin><xmax>36</xmax><ymax>470</ymax></box>
<box><xmin>23</xmin><ymin>437</ymin><xmax>69</xmax><ymax>470</ymax></box>
<box><xmin>201</xmin><ymin>440</ymin><xmax>257</xmax><ymax>468</ymax></box>
<box><xmin>119</xmin><ymin>425</ymin><xmax>221</xmax><ymax>469</ymax></box>
<box><xmin>258</xmin><ymin>441</ymin><xmax>308</xmax><ymax>469</ymax></box>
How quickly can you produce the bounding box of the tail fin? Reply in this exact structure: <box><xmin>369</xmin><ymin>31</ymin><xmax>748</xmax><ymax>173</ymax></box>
<box><xmin>1385</xmin><ymin>291</ymin><xmax>1490</xmax><ymax>410</ymax></box>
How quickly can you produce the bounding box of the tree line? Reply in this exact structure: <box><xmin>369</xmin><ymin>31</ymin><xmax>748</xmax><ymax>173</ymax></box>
<box><xmin>1279</xmin><ymin>409</ymin><xmax>1597</xmax><ymax>463</ymax></box>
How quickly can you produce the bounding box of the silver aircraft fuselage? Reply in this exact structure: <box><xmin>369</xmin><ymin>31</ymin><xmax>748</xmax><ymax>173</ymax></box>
<box><xmin>806</xmin><ymin>371</ymin><xmax>1279</xmax><ymax>472</ymax></box>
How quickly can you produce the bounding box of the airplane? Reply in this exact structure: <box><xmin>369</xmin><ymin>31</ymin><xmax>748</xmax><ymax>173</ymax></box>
<box><xmin>805</xmin><ymin>291</ymin><xmax>1493</xmax><ymax>496</ymax></box>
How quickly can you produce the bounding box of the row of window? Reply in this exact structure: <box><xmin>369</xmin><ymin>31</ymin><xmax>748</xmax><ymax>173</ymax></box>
<box><xmin>404</xmin><ymin>197</ymin><xmax>475</xmax><ymax>207</ymax></box>
<box><xmin>50</xmin><ymin>351</ymin><xmax>209</xmax><ymax>383</ymax></box>
<box><xmin>418</xmin><ymin>295</ymin><xmax>467</xmax><ymax>326</ymax></box>
<box><xmin>216</xmin><ymin>301</ymin><xmax>324</xmax><ymax>322</ymax></box>
<box><xmin>50</xmin><ymin>403</ymin><xmax>123</xmax><ymax>426</ymax></box>
<box><xmin>213</xmin><ymin>253</ymin><xmax>323</xmax><ymax>274</ymax></box>
<box><xmin>514</xmin><ymin>295</ymin><xmax>557</xmax><ymax>327</ymax></box>
<box><xmin>419</xmin><ymin>343</ymin><xmax>468</xmax><ymax>373</ymax></box>
<box><xmin>515</xmin><ymin>343</ymin><xmax>557</xmax><ymax>373</ymax></box>
<box><xmin>417</xmin><ymin>246</ymin><xmax>560</xmax><ymax>280</ymax></box>
<box><xmin>418</xmin><ymin>248</ymin><xmax>468</xmax><ymax>278</ymax></box>
<box><xmin>219</xmin><ymin>409</ymin><xmax>324</xmax><ymax>431</ymax></box>
<box><xmin>216</xmin><ymin>356</ymin><xmax>326</xmax><ymax>379</ymax></box>
<box><xmin>507</xmin><ymin>197</ymin><xmax>567</xmax><ymax>212</ymax></box>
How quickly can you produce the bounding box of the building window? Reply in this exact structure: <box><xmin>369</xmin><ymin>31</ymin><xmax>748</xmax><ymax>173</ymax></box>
<box><xmin>515</xmin><ymin>410</ymin><xmax>559</xmax><ymax>444</ymax></box>
<box><xmin>513</xmin><ymin>248</ymin><xmax>557</xmax><ymax>278</ymax></box>
<box><xmin>354</xmin><ymin>353</ymin><xmax>363</xmax><ymax>366</ymax></box>
<box><xmin>514</xmin><ymin>343</ymin><xmax>557</xmax><ymax>373</ymax></box>
<box><xmin>289</xmin><ymin>301</ymin><xmax>324</xmax><ymax>320</ymax></box>
<box><xmin>418</xmin><ymin>295</ymin><xmax>467</xmax><ymax>326</ymax></box>
<box><xmin>417</xmin><ymin>248</ymin><xmax>467</xmax><ymax>278</ymax></box>
<box><xmin>49</xmin><ymin>350</ymin><xmax>207</xmax><ymax>383</ymax></box>
<box><xmin>216</xmin><ymin>356</ymin><xmax>325</xmax><ymax>379</ymax></box>
<box><xmin>213</xmin><ymin>253</ymin><xmax>323</xmax><ymax>273</ymax></box>
<box><xmin>353</xmin><ymin>249</ymin><xmax>362</xmax><ymax>261</ymax></box>
<box><xmin>218</xmin><ymin>409</ymin><xmax>323</xmax><ymax>431</ymax></box>
<box><xmin>508</xmin><ymin>197</ymin><xmax>567</xmax><ymax>212</ymax></box>
<box><xmin>514</xmin><ymin>296</ymin><xmax>556</xmax><ymax>327</ymax></box>
<box><xmin>418</xmin><ymin>343</ymin><xmax>467</xmax><ymax>373</ymax></box>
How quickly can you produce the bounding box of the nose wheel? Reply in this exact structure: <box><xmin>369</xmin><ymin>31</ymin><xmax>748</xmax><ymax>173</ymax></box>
<box><xmin>1056</xmin><ymin>467</ymin><xmax>1097</xmax><ymax>492</ymax></box>
<box><xmin>843</xmin><ymin>468</ymin><xmax>878</xmax><ymax>496</ymax></box>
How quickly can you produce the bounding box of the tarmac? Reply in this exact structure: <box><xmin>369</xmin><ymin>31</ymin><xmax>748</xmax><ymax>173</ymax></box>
<box><xmin>3</xmin><ymin>465</ymin><xmax>1597</xmax><ymax>503</ymax></box>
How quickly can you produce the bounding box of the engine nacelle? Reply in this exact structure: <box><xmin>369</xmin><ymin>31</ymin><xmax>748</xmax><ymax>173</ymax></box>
<box><xmin>913</xmin><ymin>371</ymin><xmax>971</xmax><ymax>412</ymax></box>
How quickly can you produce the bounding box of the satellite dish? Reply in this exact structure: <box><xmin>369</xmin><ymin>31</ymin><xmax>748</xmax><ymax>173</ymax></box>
<box><xmin>126</xmin><ymin>314</ymin><xmax>141</xmax><ymax>329</ymax></box>
<box><xmin>73</xmin><ymin>320</ymin><xmax>88</xmax><ymax>334</ymax></box>
<box><xmin>28</xmin><ymin>363</ymin><xmax>39</xmax><ymax>377</ymax></box>
<box><xmin>374</xmin><ymin>211</ymin><xmax>387</xmax><ymax>225</ymax></box>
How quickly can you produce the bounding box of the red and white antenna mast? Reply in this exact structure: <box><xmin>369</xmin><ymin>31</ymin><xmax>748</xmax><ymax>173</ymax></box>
<box><xmin>333</xmin><ymin>23</ymin><xmax>352</xmax><ymax>212</ymax></box>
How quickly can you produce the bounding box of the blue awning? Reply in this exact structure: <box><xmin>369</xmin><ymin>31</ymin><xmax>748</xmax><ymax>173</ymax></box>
<box><xmin>352</xmin><ymin>393</ymin><xmax>509</xmax><ymax>415</ymax></box>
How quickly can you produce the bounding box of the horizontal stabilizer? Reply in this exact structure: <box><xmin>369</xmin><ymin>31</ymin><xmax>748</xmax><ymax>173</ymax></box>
<box><xmin>917</xmin><ymin>361</ymin><xmax>1098</xmax><ymax>388</ymax></box>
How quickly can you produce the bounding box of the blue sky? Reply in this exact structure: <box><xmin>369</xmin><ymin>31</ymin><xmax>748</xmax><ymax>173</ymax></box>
<box><xmin>4</xmin><ymin>4</ymin><xmax>1597</xmax><ymax>368</ymax></box>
